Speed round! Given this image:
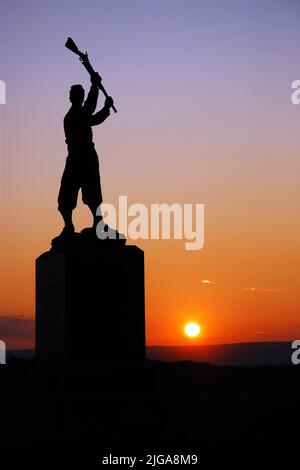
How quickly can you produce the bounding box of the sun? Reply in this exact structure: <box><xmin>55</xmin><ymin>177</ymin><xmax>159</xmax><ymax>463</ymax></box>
<box><xmin>184</xmin><ymin>322</ymin><xmax>201</xmax><ymax>338</ymax></box>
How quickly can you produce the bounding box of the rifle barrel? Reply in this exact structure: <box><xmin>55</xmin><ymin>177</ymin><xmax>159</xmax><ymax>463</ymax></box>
<box><xmin>66</xmin><ymin>37</ymin><xmax>117</xmax><ymax>113</ymax></box>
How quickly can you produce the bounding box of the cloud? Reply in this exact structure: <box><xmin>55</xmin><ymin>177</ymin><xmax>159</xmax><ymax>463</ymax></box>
<box><xmin>244</xmin><ymin>287</ymin><xmax>276</xmax><ymax>293</ymax></box>
<box><xmin>201</xmin><ymin>279</ymin><xmax>215</xmax><ymax>285</ymax></box>
<box><xmin>0</xmin><ymin>316</ymin><xmax>35</xmax><ymax>338</ymax></box>
<box><xmin>255</xmin><ymin>331</ymin><xmax>273</xmax><ymax>336</ymax></box>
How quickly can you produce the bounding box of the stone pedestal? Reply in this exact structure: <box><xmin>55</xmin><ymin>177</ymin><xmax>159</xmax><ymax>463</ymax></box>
<box><xmin>36</xmin><ymin>236</ymin><xmax>145</xmax><ymax>364</ymax></box>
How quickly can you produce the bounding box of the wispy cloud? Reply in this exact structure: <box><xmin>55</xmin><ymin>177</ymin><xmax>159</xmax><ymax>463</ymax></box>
<box><xmin>201</xmin><ymin>279</ymin><xmax>215</xmax><ymax>285</ymax></box>
<box><xmin>244</xmin><ymin>287</ymin><xmax>276</xmax><ymax>293</ymax></box>
<box><xmin>203</xmin><ymin>334</ymin><xmax>232</xmax><ymax>338</ymax></box>
<box><xmin>255</xmin><ymin>331</ymin><xmax>273</xmax><ymax>336</ymax></box>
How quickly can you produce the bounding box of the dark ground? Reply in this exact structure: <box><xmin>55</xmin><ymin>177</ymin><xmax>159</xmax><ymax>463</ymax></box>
<box><xmin>0</xmin><ymin>359</ymin><xmax>299</xmax><ymax>465</ymax></box>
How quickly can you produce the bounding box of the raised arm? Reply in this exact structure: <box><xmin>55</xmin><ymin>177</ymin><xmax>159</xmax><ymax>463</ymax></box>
<box><xmin>82</xmin><ymin>72</ymin><xmax>102</xmax><ymax>114</ymax></box>
<box><xmin>83</xmin><ymin>84</ymin><xmax>99</xmax><ymax>115</ymax></box>
<box><xmin>89</xmin><ymin>96</ymin><xmax>114</xmax><ymax>126</ymax></box>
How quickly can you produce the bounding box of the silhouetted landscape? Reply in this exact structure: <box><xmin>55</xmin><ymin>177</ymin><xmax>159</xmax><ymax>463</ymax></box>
<box><xmin>1</xmin><ymin>352</ymin><xmax>299</xmax><ymax>463</ymax></box>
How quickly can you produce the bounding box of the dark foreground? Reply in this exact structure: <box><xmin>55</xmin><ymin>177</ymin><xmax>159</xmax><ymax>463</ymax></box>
<box><xmin>0</xmin><ymin>360</ymin><xmax>299</xmax><ymax>464</ymax></box>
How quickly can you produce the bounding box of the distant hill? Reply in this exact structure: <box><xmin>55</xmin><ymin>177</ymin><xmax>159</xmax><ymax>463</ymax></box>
<box><xmin>7</xmin><ymin>349</ymin><xmax>35</xmax><ymax>360</ymax></box>
<box><xmin>7</xmin><ymin>341</ymin><xmax>294</xmax><ymax>365</ymax></box>
<box><xmin>147</xmin><ymin>342</ymin><xmax>294</xmax><ymax>366</ymax></box>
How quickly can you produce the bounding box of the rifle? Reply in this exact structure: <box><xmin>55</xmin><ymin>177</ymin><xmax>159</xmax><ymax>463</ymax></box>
<box><xmin>65</xmin><ymin>37</ymin><xmax>117</xmax><ymax>113</ymax></box>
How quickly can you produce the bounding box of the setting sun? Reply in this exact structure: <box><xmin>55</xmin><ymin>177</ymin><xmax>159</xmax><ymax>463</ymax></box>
<box><xmin>184</xmin><ymin>322</ymin><xmax>201</xmax><ymax>338</ymax></box>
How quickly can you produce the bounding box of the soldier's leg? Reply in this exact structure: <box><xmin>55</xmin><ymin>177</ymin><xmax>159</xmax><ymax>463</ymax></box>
<box><xmin>87</xmin><ymin>204</ymin><xmax>104</xmax><ymax>229</ymax></box>
<box><xmin>58</xmin><ymin>157</ymin><xmax>80</xmax><ymax>233</ymax></box>
<box><xmin>82</xmin><ymin>150</ymin><xmax>104</xmax><ymax>229</ymax></box>
<box><xmin>59</xmin><ymin>209</ymin><xmax>74</xmax><ymax>233</ymax></box>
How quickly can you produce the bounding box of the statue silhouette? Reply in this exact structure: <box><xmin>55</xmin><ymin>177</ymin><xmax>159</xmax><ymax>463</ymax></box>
<box><xmin>58</xmin><ymin>72</ymin><xmax>114</xmax><ymax>236</ymax></box>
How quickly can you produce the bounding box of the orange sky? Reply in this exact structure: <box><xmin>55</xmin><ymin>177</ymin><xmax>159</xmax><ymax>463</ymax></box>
<box><xmin>1</xmin><ymin>1</ymin><xmax>300</xmax><ymax>348</ymax></box>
